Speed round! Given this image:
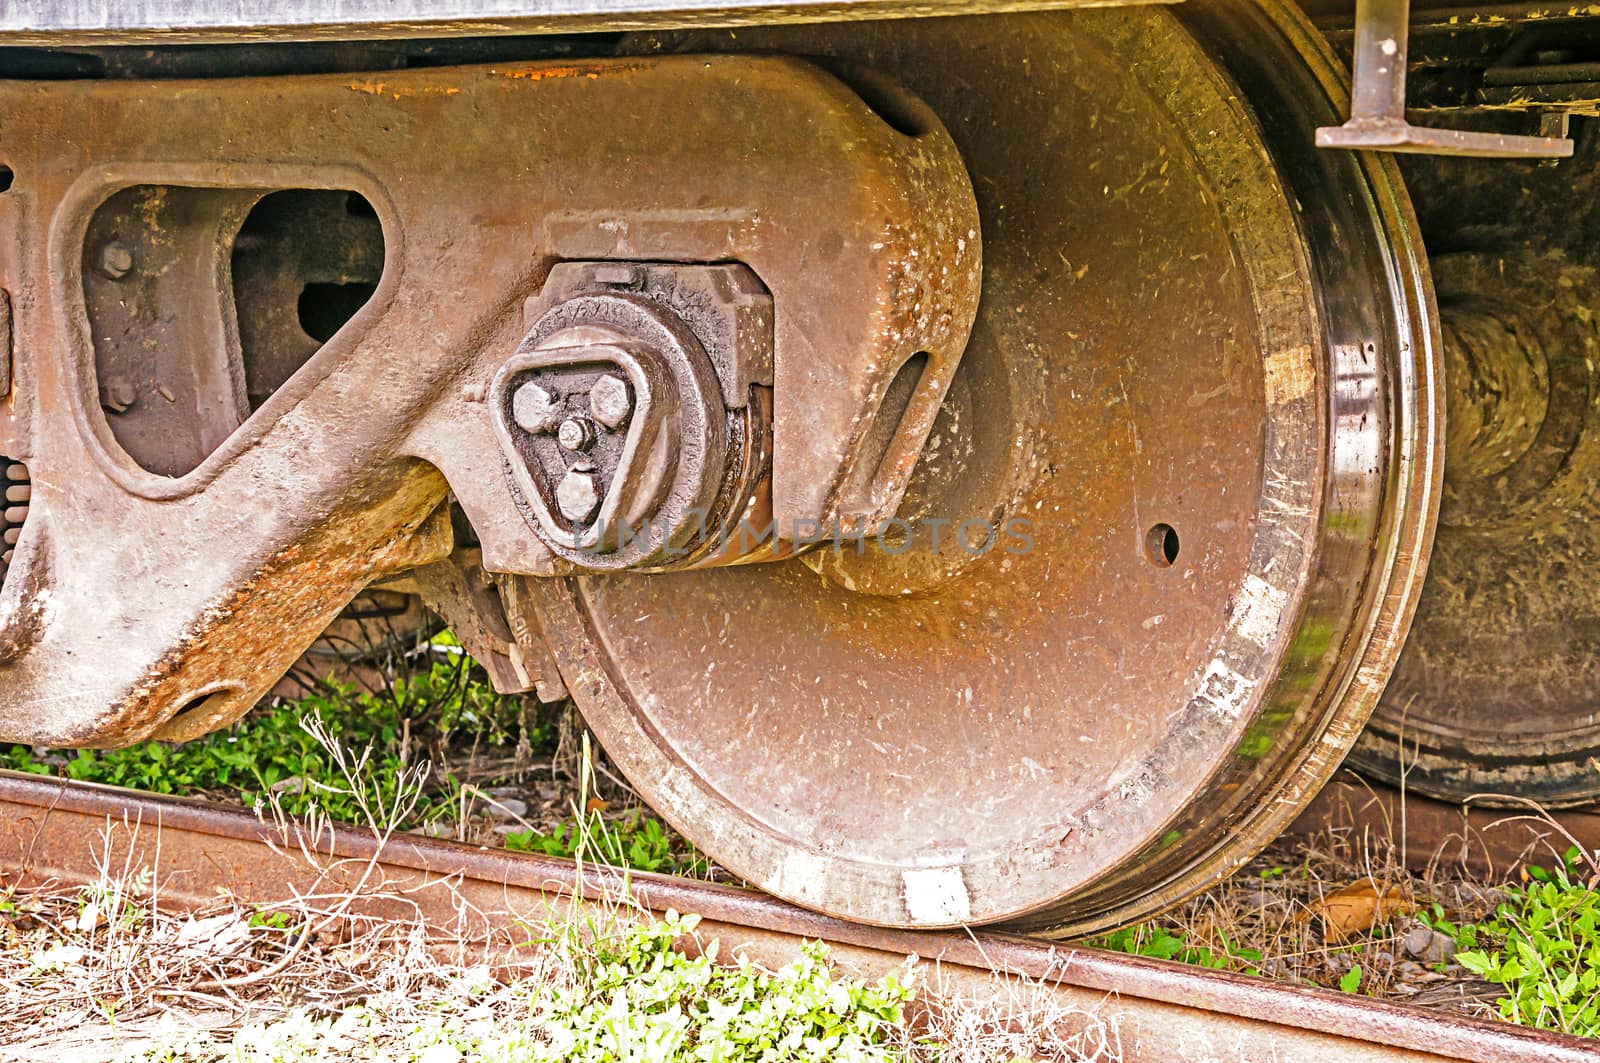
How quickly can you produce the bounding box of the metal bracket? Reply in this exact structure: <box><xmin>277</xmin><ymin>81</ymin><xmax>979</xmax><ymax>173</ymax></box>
<box><xmin>1315</xmin><ymin>0</ymin><xmax>1574</xmax><ymax>159</ymax></box>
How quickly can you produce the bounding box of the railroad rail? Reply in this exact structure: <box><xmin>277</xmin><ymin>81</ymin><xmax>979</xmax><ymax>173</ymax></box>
<box><xmin>1289</xmin><ymin>774</ymin><xmax>1600</xmax><ymax>876</ymax></box>
<box><xmin>0</xmin><ymin>769</ymin><xmax>1591</xmax><ymax>1063</ymax></box>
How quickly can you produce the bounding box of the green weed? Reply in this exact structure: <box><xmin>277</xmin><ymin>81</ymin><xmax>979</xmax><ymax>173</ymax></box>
<box><xmin>1339</xmin><ymin>964</ymin><xmax>1363</xmax><ymax>994</ymax></box>
<box><xmin>506</xmin><ymin>811</ymin><xmax>707</xmax><ymax>878</ymax></box>
<box><xmin>1437</xmin><ymin>846</ymin><xmax>1600</xmax><ymax>1037</ymax></box>
<box><xmin>532</xmin><ymin>912</ymin><xmax>914</xmax><ymax>1062</ymax></box>
<box><xmin>3</xmin><ymin>690</ymin><xmax>445</xmax><ymax>828</ymax></box>
<box><xmin>0</xmin><ymin>644</ymin><xmax>534</xmax><ymax>831</ymax></box>
<box><xmin>1091</xmin><ymin>922</ymin><xmax>1264</xmax><ymax>975</ymax></box>
<box><xmin>1</xmin><ymin>659</ymin><xmax>701</xmax><ymax>881</ymax></box>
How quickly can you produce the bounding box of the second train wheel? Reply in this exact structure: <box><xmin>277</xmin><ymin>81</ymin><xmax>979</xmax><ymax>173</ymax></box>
<box><xmin>519</xmin><ymin>0</ymin><xmax>1443</xmax><ymax>933</ymax></box>
<box><xmin>1349</xmin><ymin>249</ymin><xmax>1600</xmax><ymax>807</ymax></box>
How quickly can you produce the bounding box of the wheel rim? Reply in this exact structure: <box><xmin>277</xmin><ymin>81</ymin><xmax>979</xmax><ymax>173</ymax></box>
<box><xmin>527</xmin><ymin>0</ymin><xmax>1443</xmax><ymax>931</ymax></box>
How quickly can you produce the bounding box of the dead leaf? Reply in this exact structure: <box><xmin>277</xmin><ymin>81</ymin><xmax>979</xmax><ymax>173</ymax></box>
<box><xmin>331</xmin><ymin>946</ymin><xmax>371</xmax><ymax>968</ymax></box>
<box><xmin>1314</xmin><ymin>878</ymin><xmax>1411</xmax><ymax>943</ymax></box>
<box><xmin>585</xmin><ymin>796</ymin><xmax>608</xmax><ymax>814</ymax></box>
<box><xmin>72</xmin><ymin>902</ymin><xmax>104</xmax><ymax>933</ymax></box>
<box><xmin>175</xmin><ymin>913</ymin><xmax>251</xmax><ymax>957</ymax></box>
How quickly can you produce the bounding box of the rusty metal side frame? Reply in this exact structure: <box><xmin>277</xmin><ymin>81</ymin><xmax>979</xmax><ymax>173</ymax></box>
<box><xmin>0</xmin><ymin>770</ymin><xmax>1591</xmax><ymax>1063</ymax></box>
<box><xmin>0</xmin><ymin>54</ymin><xmax>976</xmax><ymax>748</ymax></box>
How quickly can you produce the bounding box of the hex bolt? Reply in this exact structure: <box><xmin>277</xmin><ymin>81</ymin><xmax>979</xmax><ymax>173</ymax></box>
<box><xmin>512</xmin><ymin>380</ymin><xmax>563</xmax><ymax>434</ymax></box>
<box><xmin>557</xmin><ymin>417</ymin><xmax>595</xmax><ymax>452</ymax></box>
<box><xmin>556</xmin><ymin>467</ymin><xmax>602</xmax><ymax>524</ymax></box>
<box><xmin>99</xmin><ymin>377</ymin><xmax>138</xmax><ymax>414</ymax></box>
<box><xmin>589</xmin><ymin>374</ymin><xmax>633</xmax><ymax>429</ymax></box>
<box><xmin>97</xmin><ymin>241</ymin><xmax>134</xmax><ymax>280</ymax></box>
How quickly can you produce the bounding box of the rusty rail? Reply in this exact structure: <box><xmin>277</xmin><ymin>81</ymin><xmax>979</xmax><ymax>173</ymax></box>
<box><xmin>0</xmin><ymin>770</ymin><xmax>1591</xmax><ymax>1063</ymax></box>
<box><xmin>1289</xmin><ymin>772</ymin><xmax>1600</xmax><ymax>876</ymax></box>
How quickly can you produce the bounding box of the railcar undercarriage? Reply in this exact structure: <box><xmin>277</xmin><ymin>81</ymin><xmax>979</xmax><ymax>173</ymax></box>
<box><xmin>0</xmin><ymin>0</ymin><xmax>1596</xmax><ymax>935</ymax></box>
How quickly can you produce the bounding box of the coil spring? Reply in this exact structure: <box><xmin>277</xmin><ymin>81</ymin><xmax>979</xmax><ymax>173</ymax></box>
<box><xmin>0</xmin><ymin>459</ymin><xmax>29</xmax><ymax>584</ymax></box>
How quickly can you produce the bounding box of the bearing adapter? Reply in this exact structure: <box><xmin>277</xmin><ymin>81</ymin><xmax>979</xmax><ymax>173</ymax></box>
<box><xmin>490</xmin><ymin>261</ymin><xmax>775</xmax><ymax>571</ymax></box>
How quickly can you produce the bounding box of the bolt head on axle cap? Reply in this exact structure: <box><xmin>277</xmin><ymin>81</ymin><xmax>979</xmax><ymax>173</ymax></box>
<box><xmin>556</xmin><ymin>466</ymin><xmax>602</xmax><ymax>523</ymax></box>
<box><xmin>557</xmin><ymin>417</ymin><xmax>596</xmax><ymax>452</ymax></box>
<box><xmin>512</xmin><ymin>381</ymin><xmax>563</xmax><ymax>434</ymax></box>
<box><xmin>590</xmin><ymin>374</ymin><xmax>633</xmax><ymax>429</ymax></box>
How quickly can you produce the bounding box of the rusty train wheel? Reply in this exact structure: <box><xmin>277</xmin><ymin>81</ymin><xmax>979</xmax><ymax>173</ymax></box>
<box><xmin>1351</xmin><ymin>249</ymin><xmax>1600</xmax><ymax>807</ymax></box>
<box><xmin>523</xmin><ymin>0</ymin><xmax>1443</xmax><ymax>932</ymax></box>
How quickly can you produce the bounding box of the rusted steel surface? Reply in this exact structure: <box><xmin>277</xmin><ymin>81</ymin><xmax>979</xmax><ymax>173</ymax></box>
<box><xmin>0</xmin><ymin>54</ymin><xmax>976</xmax><ymax>747</ymax></box>
<box><xmin>513</xmin><ymin>0</ymin><xmax>1444</xmax><ymax>935</ymax></box>
<box><xmin>2</xmin><ymin>771</ymin><xmax>1592</xmax><ymax>1063</ymax></box>
<box><xmin>493</xmin><ymin>261</ymin><xmax>793</xmax><ymax>570</ymax></box>
<box><xmin>0</xmin><ymin>0</ymin><xmax>1164</xmax><ymax>45</ymax></box>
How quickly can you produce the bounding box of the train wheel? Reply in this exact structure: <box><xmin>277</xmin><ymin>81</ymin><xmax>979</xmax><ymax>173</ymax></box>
<box><xmin>518</xmin><ymin>0</ymin><xmax>1443</xmax><ymax>932</ymax></box>
<box><xmin>1351</xmin><ymin>247</ymin><xmax>1600</xmax><ymax>807</ymax></box>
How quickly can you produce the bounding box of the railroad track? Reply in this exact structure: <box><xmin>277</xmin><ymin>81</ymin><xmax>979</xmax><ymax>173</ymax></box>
<box><xmin>0</xmin><ymin>769</ymin><xmax>1591</xmax><ymax>1063</ymax></box>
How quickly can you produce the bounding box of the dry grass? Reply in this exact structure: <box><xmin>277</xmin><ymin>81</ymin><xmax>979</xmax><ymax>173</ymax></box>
<box><xmin>0</xmin><ymin>727</ymin><xmax>1127</xmax><ymax>1063</ymax></box>
<box><xmin>0</xmin><ymin>716</ymin><xmax>498</xmax><ymax>1060</ymax></box>
<box><xmin>0</xmin><ymin>827</ymin><xmax>471</xmax><ymax>1059</ymax></box>
<box><xmin>1097</xmin><ymin>781</ymin><xmax>1589</xmax><ymax>1019</ymax></box>
<box><xmin>0</xmin><ymin>847</ymin><xmax>1127</xmax><ymax>1062</ymax></box>
<box><xmin>908</xmin><ymin>969</ymin><xmax>1123</xmax><ymax>1063</ymax></box>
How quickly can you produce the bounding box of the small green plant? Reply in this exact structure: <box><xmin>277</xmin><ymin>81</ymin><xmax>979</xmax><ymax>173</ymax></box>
<box><xmin>116</xmin><ymin>912</ymin><xmax>916</xmax><ymax>1063</ymax></box>
<box><xmin>1092</xmin><ymin>923</ymin><xmax>1263</xmax><ymax>975</ymax></box>
<box><xmin>534</xmin><ymin>911</ymin><xmax>914</xmax><ymax>1062</ymax></box>
<box><xmin>1443</xmin><ymin>846</ymin><xmax>1600</xmax><ymax>1037</ymax></box>
<box><xmin>0</xmin><ymin>693</ymin><xmax>440</xmax><ymax>827</ymax></box>
<box><xmin>247</xmin><ymin>910</ymin><xmax>293</xmax><ymax>931</ymax></box>
<box><xmin>0</xmin><ymin>641</ymin><xmax>542</xmax><ymax>832</ymax></box>
<box><xmin>1339</xmin><ymin>964</ymin><xmax>1363</xmax><ymax>994</ymax></box>
<box><xmin>506</xmin><ymin>810</ymin><xmax>706</xmax><ymax>877</ymax></box>
<box><xmin>505</xmin><ymin>739</ymin><xmax>708</xmax><ymax>877</ymax></box>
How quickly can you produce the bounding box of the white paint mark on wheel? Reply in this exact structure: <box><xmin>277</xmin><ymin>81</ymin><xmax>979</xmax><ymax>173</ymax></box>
<box><xmin>903</xmin><ymin>867</ymin><xmax>971</xmax><ymax>923</ymax></box>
